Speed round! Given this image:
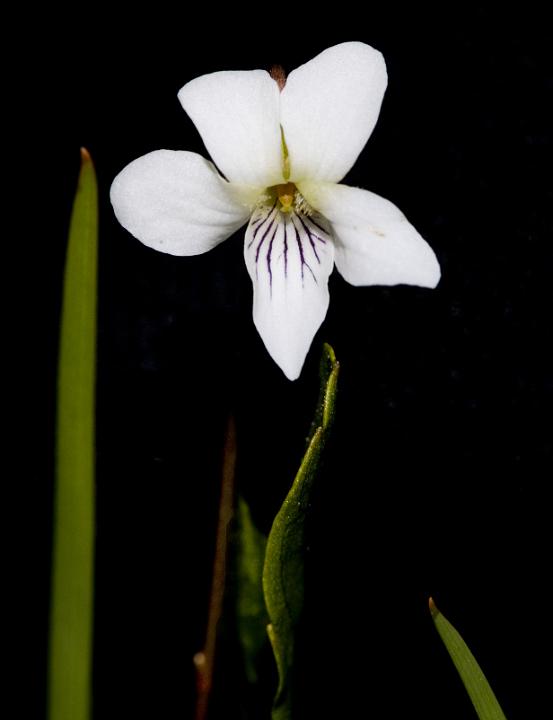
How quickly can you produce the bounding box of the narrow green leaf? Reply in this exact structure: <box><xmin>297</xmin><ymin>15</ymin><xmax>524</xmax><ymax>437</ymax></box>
<box><xmin>236</xmin><ymin>496</ymin><xmax>269</xmax><ymax>685</ymax></box>
<box><xmin>429</xmin><ymin>598</ymin><xmax>508</xmax><ymax>720</ymax></box>
<box><xmin>48</xmin><ymin>149</ymin><xmax>98</xmax><ymax>720</ymax></box>
<box><xmin>263</xmin><ymin>344</ymin><xmax>339</xmax><ymax>719</ymax></box>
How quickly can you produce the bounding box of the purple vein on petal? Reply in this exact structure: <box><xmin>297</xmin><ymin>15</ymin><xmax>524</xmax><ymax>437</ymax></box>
<box><xmin>297</xmin><ymin>215</ymin><xmax>321</xmax><ymax>263</ymax></box>
<box><xmin>306</xmin><ymin>215</ymin><xmax>329</xmax><ymax>236</ymax></box>
<box><xmin>304</xmin><ymin>216</ymin><xmax>329</xmax><ymax>245</ymax></box>
<box><xmin>251</xmin><ymin>200</ymin><xmax>276</xmax><ymax>229</ymax></box>
<box><xmin>255</xmin><ymin>217</ymin><xmax>276</xmax><ymax>262</ymax></box>
<box><xmin>254</xmin><ymin>215</ymin><xmax>278</xmax><ymax>280</ymax></box>
<box><xmin>248</xmin><ymin>202</ymin><xmax>277</xmax><ymax>249</ymax></box>
<box><xmin>250</xmin><ymin>214</ymin><xmax>266</xmax><ymax>230</ymax></box>
<box><xmin>292</xmin><ymin>216</ymin><xmax>316</xmax><ymax>285</ymax></box>
<box><xmin>266</xmin><ymin>224</ymin><xmax>278</xmax><ymax>295</ymax></box>
<box><xmin>283</xmin><ymin>218</ymin><xmax>288</xmax><ymax>279</ymax></box>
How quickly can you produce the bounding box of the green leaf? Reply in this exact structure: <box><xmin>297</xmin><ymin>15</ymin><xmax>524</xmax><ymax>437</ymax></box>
<box><xmin>236</xmin><ymin>496</ymin><xmax>269</xmax><ymax>685</ymax></box>
<box><xmin>48</xmin><ymin>149</ymin><xmax>98</xmax><ymax>720</ymax></box>
<box><xmin>263</xmin><ymin>344</ymin><xmax>339</xmax><ymax>720</ymax></box>
<box><xmin>429</xmin><ymin>598</ymin><xmax>508</xmax><ymax>720</ymax></box>
<box><xmin>306</xmin><ymin>343</ymin><xmax>339</xmax><ymax>445</ymax></box>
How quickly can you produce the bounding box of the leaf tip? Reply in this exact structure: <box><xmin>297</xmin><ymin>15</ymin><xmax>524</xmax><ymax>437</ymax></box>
<box><xmin>428</xmin><ymin>596</ymin><xmax>440</xmax><ymax>618</ymax></box>
<box><xmin>322</xmin><ymin>342</ymin><xmax>337</xmax><ymax>364</ymax></box>
<box><xmin>80</xmin><ymin>146</ymin><xmax>92</xmax><ymax>164</ymax></box>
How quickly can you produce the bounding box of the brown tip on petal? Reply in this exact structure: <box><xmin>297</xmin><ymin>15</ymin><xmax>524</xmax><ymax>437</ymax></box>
<box><xmin>428</xmin><ymin>597</ymin><xmax>439</xmax><ymax>617</ymax></box>
<box><xmin>269</xmin><ymin>64</ymin><xmax>287</xmax><ymax>91</ymax></box>
<box><xmin>80</xmin><ymin>147</ymin><xmax>92</xmax><ymax>163</ymax></box>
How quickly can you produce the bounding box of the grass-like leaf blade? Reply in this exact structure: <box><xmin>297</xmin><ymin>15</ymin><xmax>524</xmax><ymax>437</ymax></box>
<box><xmin>429</xmin><ymin>598</ymin><xmax>508</xmax><ymax>720</ymax></box>
<box><xmin>236</xmin><ymin>496</ymin><xmax>269</xmax><ymax>685</ymax></box>
<box><xmin>48</xmin><ymin>149</ymin><xmax>98</xmax><ymax>720</ymax></box>
<box><xmin>263</xmin><ymin>344</ymin><xmax>339</xmax><ymax>720</ymax></box>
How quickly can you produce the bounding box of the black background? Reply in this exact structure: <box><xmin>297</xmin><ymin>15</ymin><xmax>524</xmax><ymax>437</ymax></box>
<box><xmin>29</xmin><ymin>5</ymin><xmax>551</xmax><ymax>719</ymax></box>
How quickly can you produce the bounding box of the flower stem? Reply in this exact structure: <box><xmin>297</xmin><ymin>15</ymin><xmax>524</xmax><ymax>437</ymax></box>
<box><xmin>194</xmin><ymin>415</ymin><xmax>237</xmax><ymax>720</ymax></box>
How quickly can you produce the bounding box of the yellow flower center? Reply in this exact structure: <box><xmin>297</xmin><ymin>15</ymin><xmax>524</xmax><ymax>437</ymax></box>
<box><xmin>275</xmin><ymin>182</ymin><xmax>296</xmax><ymax>212</ymax></box>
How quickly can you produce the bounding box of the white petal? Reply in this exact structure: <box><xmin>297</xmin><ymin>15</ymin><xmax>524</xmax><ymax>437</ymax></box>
<box><xmin>281</xmin><ymin>42</ymin><xmax>387</xmax><ymax>184</ymax></box>
<box><xmin>178</xmin><ymin>70</ymin><xmax>284</xmax><ymax>187</ymax></box>
<box><xmin>244</xmin><ymin>205</ymin><xmax>335</xmax><ymax>380</ymax></box>
<box><xmin>300</xmin><ymin>181</ymin><xmax>441</xmax><ymax>288</ymax></box>
<box><xmin>110</xmin><ymin>150</ymin><xmax>252</xmax><ymax>256</ymax></box>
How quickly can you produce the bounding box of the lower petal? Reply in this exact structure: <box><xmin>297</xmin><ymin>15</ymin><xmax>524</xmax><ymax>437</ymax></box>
<box><xmin>244</xmin><ymin>205</ymin><xmax>335</xmax><ymax>380</ymax></box>
<box><xmin>110</xmin><ymin>150</ymin><xmax>254</xmax><ymax>256</ymax></box>
<box><xmin>300</xmin><ymin>181</ymin><xmax>441</xmax><ymax>288</ymax></box>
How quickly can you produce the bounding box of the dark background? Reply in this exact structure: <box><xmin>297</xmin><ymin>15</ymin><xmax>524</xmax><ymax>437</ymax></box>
<box><xmin>29</xmin><ymin>5</ymin><xmax>551</xmax><ymax>719</ymax></box>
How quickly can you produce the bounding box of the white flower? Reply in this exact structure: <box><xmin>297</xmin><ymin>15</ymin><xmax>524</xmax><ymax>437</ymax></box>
<box><xmin>111</xmin><ymin>42</ymin><xmax>440</xmax><ymax>380</ymax></box>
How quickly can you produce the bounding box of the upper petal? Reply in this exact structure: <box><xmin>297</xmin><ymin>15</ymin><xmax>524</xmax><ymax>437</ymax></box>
<box><xmin>110</xmin><ymin>150</ymin><xmax>253</xmax><ymax>256</ymax></box>
<box><xmin>178</xmin><ymin>70</ymin><xmax>284</xmax><ymax>187</ymax></box>
<box><xmin>281</xmin><ymin>42</ymin><xmax>387</xmax><ymax>184</ymax></box>
<box><xmin>244</xmin><ymin>205</ymin><xmax>335</xmax><ymax>380</ymax></box>
<box><xmin>300</xmin><ymin>181</ymin><xmax>441</xmax><ymax>288</ymax></box>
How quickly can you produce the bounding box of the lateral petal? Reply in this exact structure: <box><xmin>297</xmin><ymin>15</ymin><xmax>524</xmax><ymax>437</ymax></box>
<box><xmin>110</xmin><ymin>150</ymin><xmax>253</xmax><ymax>256</ymax></box>
<box><xmin>300</xmin><ymin>181</ymin><xmax>440</xmax><ymax>288</ymax></box>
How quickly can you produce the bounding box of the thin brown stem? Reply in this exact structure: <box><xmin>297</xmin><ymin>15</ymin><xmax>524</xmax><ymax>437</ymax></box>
<box><xmin>194</xmin><ymin>415</ymin><xmax>237</xmax><ymax>720</ymax></box>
